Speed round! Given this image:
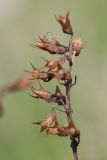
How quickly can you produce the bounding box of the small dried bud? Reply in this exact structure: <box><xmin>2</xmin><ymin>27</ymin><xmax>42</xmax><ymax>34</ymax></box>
<box><xmin>33</xmin><ymin>34</ymin><xmax>68</xmax><ymax>55</ymax></box>
<box><xmin>33</xmin><ymin>108</ymin><xmax>57</xmax><ymax>132</ymax></box>
<box><xmin>56</xmin><ymin>11</ymin><xmax>73</xmax><ymax>35</ymax></box>
<box><xmin>42</xmin><ymin>56</ymin><xmax>66</xmax><ymax>71</ymax></box>
<box><xmin>71</xmin><ymin>37</ymin><xmax>84</xmax><ymax>56</ymax></box>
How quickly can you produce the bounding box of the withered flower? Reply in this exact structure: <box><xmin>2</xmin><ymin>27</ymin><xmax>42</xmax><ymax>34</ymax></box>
<box><xmin>70</xmin><ymin>37</ymin><xmax>84</xmax><ymax>56</ymax></box>
<box><xmin>30</xmin><ymin>86</ymin><xmax>66</xmax><ymax>105</ymax></box>
<box><xmin>46</xmin><ymin>120</ymin><xmax>80</xmax><ymax>137</ymax></box>
<box><xmin>33</xmin><ymin>108</ymin><xmax>57</xmax><ymax>132</ymax></box>
<box><xmin>33</xmin><ymin>34</ymin><xmax>68</xmax><ymax>55</ymax></box>
<box><xmin>1</xmin><ymin>73</ymin><xmax>32</xmax><ymax>94</ymax></box>
<box><xmin>56</xmin><ymin>11</ymin><xmax>73</xmax><ymax>35</ymax></box>
<box><xmin>42</xmin><ymin>56</ymin><xmax>66</xmax><ymax>71</ymax></box>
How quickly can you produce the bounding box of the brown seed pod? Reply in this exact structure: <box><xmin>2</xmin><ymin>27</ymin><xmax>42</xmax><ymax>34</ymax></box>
<box><xmin>70</xmin><ymin>37</ymin><xmax>84</xmax><ymax>56</ymax></box>
<box><xmin>32</xmin><ymin>34</ymin><xmax>68</xmax><ymax>55</ymax></box>
<box><xmin>56</xmin><ymin>11</ymin><xmax>73</xmax><ymax>35</ymax></box>
<box><xmin>33</xmin><ymin>108</ymin><xmax>57</xmax><ymax>132</ymax></box>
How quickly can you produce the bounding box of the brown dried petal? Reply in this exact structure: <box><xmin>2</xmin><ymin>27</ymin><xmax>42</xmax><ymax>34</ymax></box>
<box><xmin>56</xmin><ymin>11</ymin><xmax>73</xmax><ymax>35</ymax></box>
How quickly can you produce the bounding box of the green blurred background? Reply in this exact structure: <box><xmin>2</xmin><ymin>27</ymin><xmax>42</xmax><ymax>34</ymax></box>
<box><xmin>0</xmin><ymin>0</ymin><xmax>107</xmax><ymax>160</ymax></box>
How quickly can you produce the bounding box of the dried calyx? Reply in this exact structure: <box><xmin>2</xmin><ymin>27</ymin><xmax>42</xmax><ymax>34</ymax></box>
<box><xmin>30</xmin><ymin>85</ymin><xmax>66</xmax><ymax>105</ymax></box>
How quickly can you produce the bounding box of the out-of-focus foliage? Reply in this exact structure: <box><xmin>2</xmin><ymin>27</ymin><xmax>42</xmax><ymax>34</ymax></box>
<box><xmin>0</xmin><ymin>0</ymin><xmax>107</xmax><ymax>160</ymax></box>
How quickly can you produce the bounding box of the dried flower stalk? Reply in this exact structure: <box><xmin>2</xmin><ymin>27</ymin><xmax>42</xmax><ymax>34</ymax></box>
<box><xmin>31</xmin><ymin>11</ymin><xmax>84</xmax><ymax>160</ymax></box>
